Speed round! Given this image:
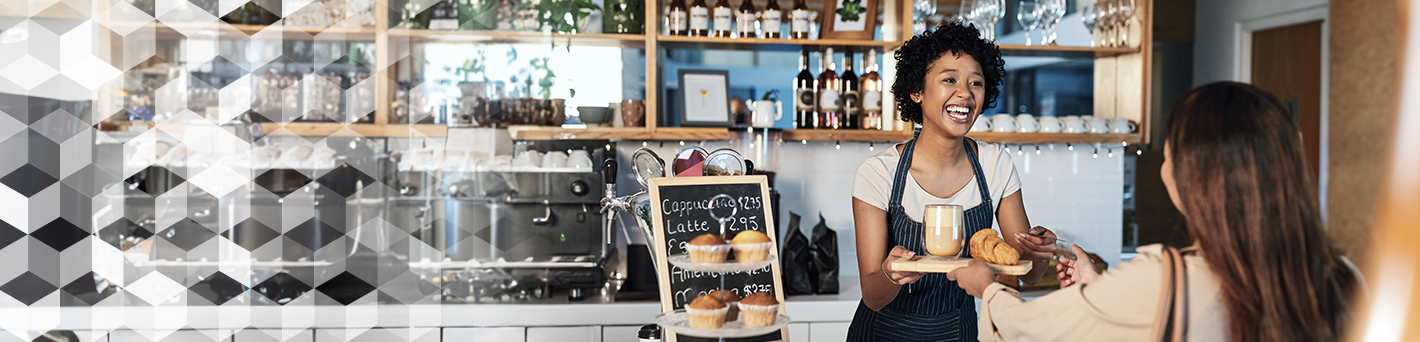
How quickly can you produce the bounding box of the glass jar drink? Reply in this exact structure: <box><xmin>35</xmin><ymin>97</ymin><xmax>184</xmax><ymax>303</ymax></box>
<box><xmin>923</xmin><ymin>204</ymin><xmax>965</xmax><ymax>257</ymax></box>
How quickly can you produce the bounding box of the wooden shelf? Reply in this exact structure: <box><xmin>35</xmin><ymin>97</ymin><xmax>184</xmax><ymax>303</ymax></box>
<box><xmin>997</xmin><ymin>44</ymin><xmax>1138</xmax><ymax>58</ymax></box>
<box><xmin>149</xmin><ymin>23</ymin><xmax>376</xmax><ymax>40</ymax></box>
<box><xmin>95</xmin><ymin>122</ymin><xmax>447</xmax><ymax>137</ymax></box>
<box><xmin>262</xmin><ymin>123</ymin><xmax>448</xmax><ymax>137</ymax></box>
<box><xmin>389</xmin><ymin>29</ymin><xmax>646</xmax><ymax>47</ymax></box>
<box><xmin>656</xmin><ymin>35</ymin><xmax>900</xmax><ymax>51</ymax></box>
<box><xmin>965</xmin><ymin>132</ymin><xmax>1145</xmax><ymax>144</ymax></box>
<box><xmin>507</xmin><ymin>126</ymin><xmax>730</xmax><ymax>140</ymax></box>
<box><xmin>782</xmin><ymin>129</ymin><xmax>914</xmax><ymax>142</ymax></box>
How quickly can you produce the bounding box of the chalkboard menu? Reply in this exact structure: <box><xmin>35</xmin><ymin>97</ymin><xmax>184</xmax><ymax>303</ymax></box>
<box><xmin>649</xmin><ymin>176</ymin><xmax>787</xmax><ymax>342</ymax></box>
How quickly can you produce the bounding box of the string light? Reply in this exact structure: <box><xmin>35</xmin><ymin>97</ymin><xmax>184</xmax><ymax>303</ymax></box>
<box><xmin>642</xmin><ymin>141</ymin><xmax>647</xmax><ymax>147</ymax></box>
<box><xmin>802</xmin><ymin>139</ymin><xmax>808</xmax><ymax>145</ymax></box>
<box><xmin>1035</xmin><ymin>145</ymin><xmax>1041</xmax><ymax>155</ymax></box>
<box><xmin>1068</xmin><ymin>143</ymin><xmax>1074</xmax><ymax>151</ymax></box>
<box><xmin>1108</xmin><ymin>148</ymin><xmax>1114</xmax><ymax>158</ymax></box>
<box><xmin>604</xmin><ymin>144</ymin><xmax>611</xmax><ymax>151</ymax></box>
<box><xmin>1092</xmin><ymin>147</ymin><xmax>1099</xmax><ymax>159</ymax></box>
<box><xmin>1122</xmin><ymin>141</ymin><xmax>1128</xmax><ymax>147</ymax></box>
<box><xmin>1137</xmin><ymin>149</ymin><xmax>1143</xmax><ymax>156</ymax></box>
<box><xmin>869</xmin><ymin>143</ymin><xmax>875</xmax><ymax>151</ymax></box>
<box><xmin>835</xmin><ymin>141</ymin><xmax>841</xmax><ymax>150</ymax></box>
<box><xmin>679</xmin><ymin>141</ymin><xmax>685</xmax><ymax>146</ymax></box>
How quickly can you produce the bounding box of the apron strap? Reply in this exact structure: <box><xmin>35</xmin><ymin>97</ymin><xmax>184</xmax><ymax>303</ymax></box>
<box><xmin>962</xmin><ymin>138</ymin><xmax>995</xmax><ymax>208</ymax></box>
<box><xmin>887</xmin><ymin>136</ymin><xmax>918</xmax><ymax>209</ymax></box>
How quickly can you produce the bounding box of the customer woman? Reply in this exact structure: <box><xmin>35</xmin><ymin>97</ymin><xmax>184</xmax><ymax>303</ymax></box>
<box><xmin>847</xmin><ymin>22</ymin><xmax>1059</xmax><ymax>341</ymax></box>
<box><xmin>948</xmin><ymin>82</ymin><xmax>1359</xmax><ymax>341</ymax></box>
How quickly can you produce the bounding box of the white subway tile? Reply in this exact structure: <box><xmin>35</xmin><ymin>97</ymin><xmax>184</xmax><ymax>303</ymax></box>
<box><xmin>1022</xmin><ymin>200</ymin><xmax>1076</xmax><ymax>227</ymax></box>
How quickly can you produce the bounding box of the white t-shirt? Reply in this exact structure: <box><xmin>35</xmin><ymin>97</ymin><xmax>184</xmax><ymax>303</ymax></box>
<box><xmin>852</xmin><ymin>140</ymin><xmax>1021</xmax><ymax>228</ymax></box>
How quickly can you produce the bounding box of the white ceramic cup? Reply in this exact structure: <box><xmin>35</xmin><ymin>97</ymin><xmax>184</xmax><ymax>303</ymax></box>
<box><xmin>1038</xmin><ymin>117</ymin><xmax>1063</xmax><ymax>133</ymax></box>
<box><xmin>1086</xmin><ymin>116</ymin><xmax>1110</xmax><ymax>134</ymax></box>
<box><xmin>1063</xmin><ymin>116</ymin><xmax>1086</xmax><ymax>134</ymax></box>
<box><xmin>567</xmin><ymin>150</ymin><xmax>593</xmax><ymax>169</ymax></box>
<box><xmin>1016</xmin><ymin>114</ymin><xmax>1039</xmax><ymax>133</ymax></box>
<box><xmin>1109</xmin><ymin>118</ymin><xmax>1137</xmax><ymax>134</ymax></box>
<box><xmin>992</xmin><ymin>114</ymin><xmax>1018</xmax><ymax>133</ymax></box>
<box><xmin>970</xmin><ymin>117</ymin><xmax>993</xmax><ymax>132</ymax></box>
<box><xmin>608</xmin><ymin>102</ymin><xmax>623</xmax><ymax>127</ymax></box>
<box><xmin>752</xmin><ymin>100</ymin><xmax>783</xmax><ymax>128</ymax></box>
<box><xmin>542</xmin><ymin>151</ymin><xmax>568</xmax><ymax>168</ymax></box>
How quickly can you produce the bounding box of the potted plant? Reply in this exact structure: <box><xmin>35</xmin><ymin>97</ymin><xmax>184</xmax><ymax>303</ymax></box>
<box><xmin>535</xmin><ymin>0</ymin><xmax>601</xmax><ymax>48</ymax></box>
<box><xmin>445</xmin><ymin>50</ymin><xmax>490</xmax><ymax>98</ymax></box>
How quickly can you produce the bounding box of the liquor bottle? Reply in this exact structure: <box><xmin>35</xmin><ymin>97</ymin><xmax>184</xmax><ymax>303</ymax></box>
<box><xmin>668</xmin><ymin>0</ymin><xmax>690</xmax><ymax>35</ymax></box>
<box><xmin>713</xmin><ymin>0</ymin><xmax>733</xmax><ymax>37</ymax></box>
<box><xmin>761</xmin><ymin>0</ymin><xmax>782</xmax><ymax>38</ymax></box>
<box><xmin>861</xmin><ymin>50</ymin><xmax>884</xmax><ymax>130</ymax></box>
<box><xmin>840</xmin><ymin>49</ymin><xmax>861</xmax><ymax>129</ymax></box>
<box><xmin>794</xmin><ymin>49</ymin><xmax>816</xmax><ymax>128</ymax></box>
<box><xmin>789</xmin><ymin>0</ymin><xmax>810</xmax><ymax>39</ymax></box>
<box><xmin>689</xmin><ymin>0</ymin><xmax>710</xmax><ymax>36</ymax></box>
<box><xmin>816</xmin><ymin>47</ymin><xmax>841</xmax><ymax>129</ymax></box>
<box><xmin>429</xmin><ymin>0</ymin><xmax>460</xmax><ymax>30</ymax></box>
<box><xmin>221</xmin><ymin>2</ymin><xmax>246</xmax><ymax>24</ymax></box>
<box><xmin>242</xmin><ymin>2</ymin><xmax>261</xmax><ymax>24</ymax></box>
<box><xmin>735</xmin><ymin>0</ymin><xmax>757</xmax><ymax>38</ymax></box>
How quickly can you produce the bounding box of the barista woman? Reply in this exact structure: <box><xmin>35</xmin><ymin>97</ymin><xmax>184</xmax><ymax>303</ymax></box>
<box><xmin>846</xmin><ymin>22</ymin><xmax>1058</xmax><ymax>341</ymax></box>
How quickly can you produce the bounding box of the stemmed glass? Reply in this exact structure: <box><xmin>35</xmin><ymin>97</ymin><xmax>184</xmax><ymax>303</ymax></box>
<box><xmin>1041</xmin><ymin>0</ymin><xmax>1065</xmax><ymax>45</ymax></box>
<box><xmin>913</xmin><ymin>0</ymin><xmax>936</xmax><ymax>34</ymax></box>
<box><xmin>1101</xmin><ymin>0</ymin><xmax>1118</xmax><ymax>47</ymax></box>
<box><xmin>959</xmin><ymin>0</ymin><xmax>977</xmax><ymax>31</ymax></box>
<box><xmin>1116</xmin><ymin>0</ymin><xmax>1135</xmax><ymax>47</ymax></box>
<box><xmin>978</xmin><ymin>0</ymin><xmax>1004</xmax><ymax>41</ymax></box>
<box><xmin>1016</xmin><ymin>0</ymin><xmax>1042</xmax><ymax>46</ymax></box>
<box><xmin>1081</xmin><ymin>3</ymin><xmax>1098</xmax><ymax>47</ymax></box>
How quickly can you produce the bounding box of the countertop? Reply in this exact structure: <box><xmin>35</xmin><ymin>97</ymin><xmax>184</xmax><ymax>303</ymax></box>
<box><xmin>2</xmin><ymin>278</ymin><xmax>862</xmax><ymax>330</ymax></box>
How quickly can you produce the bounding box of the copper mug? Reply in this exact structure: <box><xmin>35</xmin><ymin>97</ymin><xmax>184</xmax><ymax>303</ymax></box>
<box><xmin>621</xmin><ymin>99</ymin><xmax>645</xmax><ymax>127</ymax></box>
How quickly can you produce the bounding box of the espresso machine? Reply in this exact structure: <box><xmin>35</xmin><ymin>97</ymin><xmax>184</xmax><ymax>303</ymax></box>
<box><xmin>403</xmin><ymin>140</ymin><xmax>615</xmax><ymax>303</ymax></box>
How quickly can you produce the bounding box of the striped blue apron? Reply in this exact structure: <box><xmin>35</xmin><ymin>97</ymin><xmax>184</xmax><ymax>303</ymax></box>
<box><xmin>846</xmin><ymin>135</ymin><xmax>996</xmax><ymax>341</ymax></box>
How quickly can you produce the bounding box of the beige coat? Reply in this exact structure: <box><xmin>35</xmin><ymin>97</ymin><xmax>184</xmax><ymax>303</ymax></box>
<box><xmin>978</xmin><ymin>244</ymin><xmax>1230</xmax><ymax>342</ymax></box>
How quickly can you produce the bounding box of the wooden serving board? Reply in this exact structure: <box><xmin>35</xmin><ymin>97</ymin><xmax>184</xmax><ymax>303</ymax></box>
<box><xmin>890</xmin><ymin>256</ymin><xmax>1034</xmax><ymax>275</ymax></box>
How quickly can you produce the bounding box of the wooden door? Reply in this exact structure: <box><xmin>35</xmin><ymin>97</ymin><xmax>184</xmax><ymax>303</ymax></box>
<box><xmin>1251</xmin><ymin>21</ymin><xmax>1324</xmax><ymax>183</ymax></box>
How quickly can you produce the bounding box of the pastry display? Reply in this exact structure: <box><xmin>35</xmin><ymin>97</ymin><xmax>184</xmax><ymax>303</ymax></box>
<box><xmin>686</xmin><ymin>294</ymin><xmax>729</xmax><ymax>329</ymax></box>
<box><xmin>730</xmin><ymin>230</ymin><xmax>773</xmax><ymax>263</ymax></box>
<box><xmin>969</xmin><ymin>229</ymin><xmax>1020</xmax><ymax>265</ymax></box>
<box><xmin>737</xmin><ymin>292</ymin><xmax>781</xmax><ymax>327</ymax></box>
<box><xmin>687</xmin><ymin>234</ymin><xmax>732</xmax><ymax>263</ymax></box>
<box><xmin>707</xmin><ymin>289</ymin><xmax>742</xmax><ymax>321</ymax></box>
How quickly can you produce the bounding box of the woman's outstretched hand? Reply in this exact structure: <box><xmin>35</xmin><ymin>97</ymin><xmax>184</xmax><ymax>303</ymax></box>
<box><xmin>1056</xmin><ymin>244</ymin><xmax>1098</xmax><ymax>288</ymax></box>
<box><xmin>882</xmin><ymin>246</ymin><xmax>928</xmax><ymax>285</ymax></box>
<box><xmin>1014</xmin><ymin>226</ymin><xmax>1059</xmax><ymax>263</ymax></box>
<box><xmin>946</xmin><ymin>259</ymin><xmax>995</xmax><ymax>298</ymax></box>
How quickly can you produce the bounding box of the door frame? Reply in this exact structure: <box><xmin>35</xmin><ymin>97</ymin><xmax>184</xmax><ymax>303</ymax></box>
<box><xmin>1234</xmin><ymin>4</ymin><xmax>1330</xmax><ymax>214</ymax></box>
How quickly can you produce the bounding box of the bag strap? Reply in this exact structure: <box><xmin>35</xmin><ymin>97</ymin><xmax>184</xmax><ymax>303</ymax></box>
<box><xmin>1149</xmin><ymin>247</ymin><xmax>1189</xmax><ymax>342</ymax></box>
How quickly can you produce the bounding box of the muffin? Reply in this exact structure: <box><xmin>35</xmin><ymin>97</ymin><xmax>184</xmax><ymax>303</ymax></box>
<box><xmin>685</xmin><ymin>294</ymin><xmax>729</xmax><ymax>329</ymax></box>
<box><xmin>738</xmin><ymin>292</ymin><xmax>781</xmax><ymax>327</ymax></box>
<box><xmin>687</xmin><ymin>234</ymin><xmax>731</xmax><ymax>263</ymax></box>
<box><xmin>707</xmin><ymin>289</ymin><xmax>742</xmax><ymax>321</ymax></box>
<box><xmin>731</xmin><ymin>230</ymin><xmax>774</xmax><ymax>263</ymax></box>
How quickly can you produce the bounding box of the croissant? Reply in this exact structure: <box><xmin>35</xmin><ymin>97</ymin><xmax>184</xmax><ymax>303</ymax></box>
<box><xmin>970</xmin><ymin>229</ymin><xmax>1020</xmax><ymax>265</ymax></box>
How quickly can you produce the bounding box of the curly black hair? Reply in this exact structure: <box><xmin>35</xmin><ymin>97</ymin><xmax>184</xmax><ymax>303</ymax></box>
<box><xmin>892</xmin><ymin>22</ymin><xmax>1007</xmax><ymax>124</ymax></box>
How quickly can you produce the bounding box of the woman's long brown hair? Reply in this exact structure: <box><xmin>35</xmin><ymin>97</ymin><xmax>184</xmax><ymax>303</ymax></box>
<box><xmin>1166</xmin><ymin>82</ymin><xmax>1356</xmax><ymax>341</ymax></box>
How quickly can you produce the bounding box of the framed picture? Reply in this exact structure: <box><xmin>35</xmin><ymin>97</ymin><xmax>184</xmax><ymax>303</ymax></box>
<box><xmin>677</xmin><ymin>69</ymin><xmax>732</xmax><ymax>127</ymax></box>
<box><xmin>820</xmin><ymin>0</ymin><xmax>877</xmax><ymax>40</ymax></box>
